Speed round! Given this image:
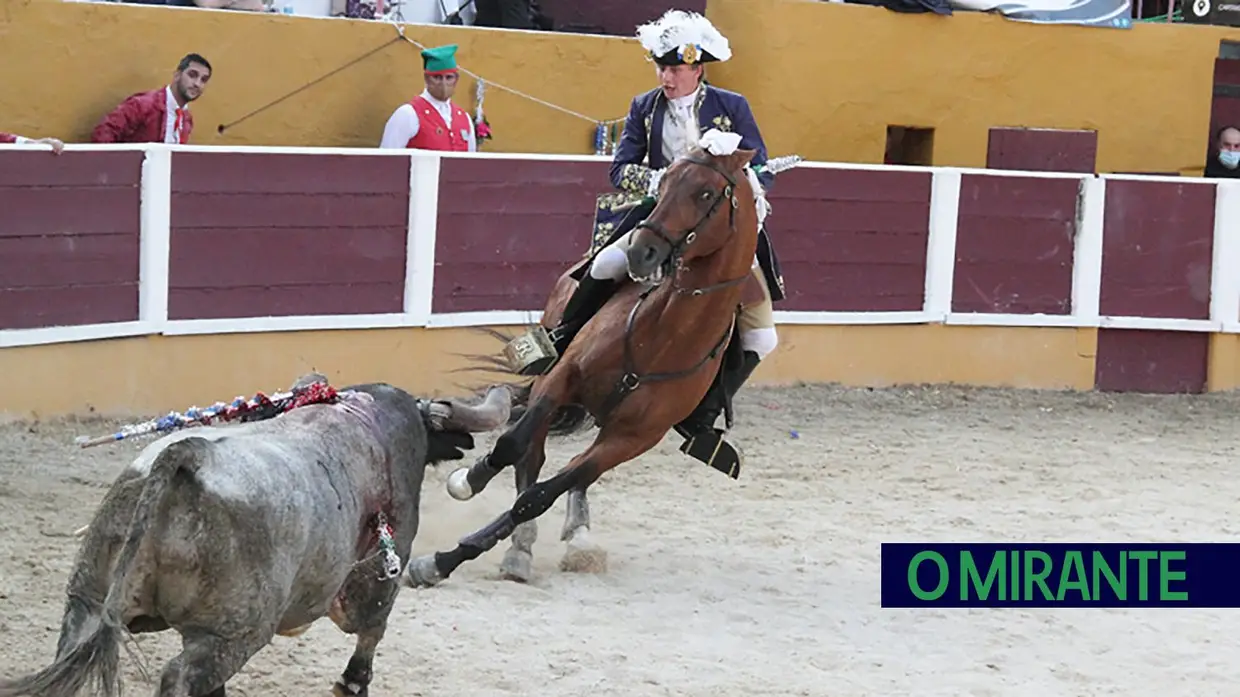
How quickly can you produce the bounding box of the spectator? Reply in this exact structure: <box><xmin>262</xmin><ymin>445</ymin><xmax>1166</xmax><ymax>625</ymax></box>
<box><xmin>91</xmin><ymin>53</ymin><xmax>212</xmax><ymax>144</ymax></box>
<box><xmin>0</xmin><ymin>133</ymin><xmax>64</xmax><ymax>154</ymax></box>
<box><xmin>1204</xmin><ymin>125</ymin><xmax>1240</xmax><ymax>178</ymax></box>
<box><xmin>379</xmin><ymin>44</ymin><xmax>476</xmax><ymax>152</ymax></box>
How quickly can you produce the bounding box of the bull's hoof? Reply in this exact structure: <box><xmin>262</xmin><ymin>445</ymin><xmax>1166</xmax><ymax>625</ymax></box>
<box><xmin>445</xmin><ymin>467</ymin><xmax>475</xmax><ymax>501</ymax></box>
<box><xmin>404</xmin><ymin>554</ymin><xmax>444</xmax><ymax>588</ymax></box>
<box><xmin>499</xmin><ymin>548</ymin><xmax>533</xmax><ymax>583</ymax></box>
<box><xmin>559</xmin><ymin>526</ymin><xmax>608</xmax><ymax>574</ymax></box>
<box><xmin>332</xmin><ymin>680</ymin><xmax>367</xmax><ymax>697</ymax></box>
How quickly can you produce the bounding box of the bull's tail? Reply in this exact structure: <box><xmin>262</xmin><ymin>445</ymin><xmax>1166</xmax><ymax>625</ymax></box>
<box><xmin>0</xmin><ymin>437</ymin><xmax>210</xmax><ymax>697</ymax></box>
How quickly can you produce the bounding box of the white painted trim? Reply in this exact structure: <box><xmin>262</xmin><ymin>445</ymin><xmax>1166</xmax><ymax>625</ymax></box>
<box><xmin>1098</xmin><ymin>316</ymin><xmax>1220</xmax><ymax>332</ymax></box>
<box><xmin>425</xmin><ymin>311</ymin><xmax>544</xmax><ymax>328</ymax></box>
<box><xmin>1224</xmin><ymin>321</ymin><xmax>1240</xmax><ymax>334</ymax></box>
<box><xmin>0</xmin><ymin>321</ymin><xmax>155</xmax><ymax>349</ymax></box>
<box><xmin>139</xmin><ymin>149</ymin><xmax>172</xmax><ymax>329</ymax></box>
<box><xmin>1210</xmin><ymin>180</ymin><xmax>1240</xmax><ymax>327</ymax></box>
<box><xmin>795</xmin><ymin>160</ymin><xmax>1091</xmax><ymax>180</ymax></box>
<box><xmin>771</xmin><ymin>311</ymin><xmax>941</xmax><ymax>325</ymax></box>
<box><xmin>404</xmin><ymin>154</ymin><xmax>439</xmax><ymax>326</ymax></box>
<box><xmin>923</xmin><ymin>170</ymin><xmax>961</xmax><ymax>317</ymax></box>
<box><xmin>162</xmin><ymin>314</ymin><xmax>415</xmax><ymax>336</ymax></box>
<box><xmin>1071</xmin><ymin>176</ymin><xmax>1105</xmax><ymax>323</ymax></box>
<box><xmin>945</xmin><ymin>312</ymin><xmax>1085</xmax><ymax>328</ymax></box>
<box><xmin>1100</xmin><ymin>172</ymin><xmax>1214</xmax><ymax>185</ymax></box>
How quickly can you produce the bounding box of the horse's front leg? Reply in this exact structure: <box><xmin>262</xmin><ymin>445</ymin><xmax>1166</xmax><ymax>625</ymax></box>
<box><xmin>406</xmin><ymin>427</ymin><xmax>662</xmax><ymax>587</ymax></box>
<box><xmin>559</xmin><ymin>486</ymin><xmax>607</xmax><ymax>573</ymax></box>
<box><xmin>444</xmin><ymin>385</ymin><xmax>559</xmax><ymax>502</ymax></box>
<box><xmin>499</xmin><ymin>426</ymin><xmax>548</xmax><ymax>583</ymax></box>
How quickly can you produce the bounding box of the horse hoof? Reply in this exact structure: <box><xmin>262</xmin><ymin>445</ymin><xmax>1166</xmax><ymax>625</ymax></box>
<box><xmin>404</xmin><ymin>554</ymin><xmax>444</xmax><ymax>588</ymax></box>
<box><xmin>446</xmin><ymin>467</ymin><xmax>474</xmax><ymax>501</ymax></box>
<box><xmin>559</xmin><ymin>527</ymin><xmax>608</xmax><ymax>574</ymax></box>
<box><xmin>499</xmin><ymin>548</ymin><xmax>533</xmax><ymax>583</ymax></box>
<box><xmin>332</xmin><ymin>681</ymin><xmax>367</xmax><ymax>697</ymax></box>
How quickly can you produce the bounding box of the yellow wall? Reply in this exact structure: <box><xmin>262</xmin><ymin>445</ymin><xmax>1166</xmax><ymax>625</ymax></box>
<box><xmin>0</xmin><ymin>325</ymin><xmax>1096</xmax><ymax>418</ymax></box>
<box><xmin>706</xmin><ymin>0</ymin><xmax>1240</xmax><ymax>174</ymax></box>
<box><xmin>0</xmin><ymin>0</ymin><xmax>651</xmax><ymax>153</ymax></box>
<box><xmin>6</xmin><ymin>0</ymin><xmax>1240</xmax><ymax>170</ymax></box>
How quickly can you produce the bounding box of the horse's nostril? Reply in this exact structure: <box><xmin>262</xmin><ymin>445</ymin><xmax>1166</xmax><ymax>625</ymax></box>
<box><xmin>644</xmin><ymin>247</ymin><xmax>657</xmax><ymax>262</ymax></box>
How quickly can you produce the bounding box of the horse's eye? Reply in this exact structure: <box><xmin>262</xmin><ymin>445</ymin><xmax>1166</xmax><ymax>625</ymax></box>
<box><xmin>699</xmin><ymin>190</ymin><xmax>712</xmax><ymax>200</ymax></box>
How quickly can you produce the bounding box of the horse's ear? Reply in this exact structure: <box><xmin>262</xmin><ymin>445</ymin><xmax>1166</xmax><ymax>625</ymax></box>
<box><xmin>725</xmin><ymin>148</ymin><xmax>756</xmax><ymax>173</ymax></box>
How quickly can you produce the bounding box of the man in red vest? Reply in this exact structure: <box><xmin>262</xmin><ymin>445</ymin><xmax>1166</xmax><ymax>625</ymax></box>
<box><xmin>379</xmin><ymin>44</ymin><xmax>477</xmax><ymax>152</ymax></box>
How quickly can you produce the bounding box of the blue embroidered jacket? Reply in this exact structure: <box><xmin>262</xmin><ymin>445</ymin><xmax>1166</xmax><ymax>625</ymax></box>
<box><xmin>589</xmin><ymin>83</ymin><xmax>786</xmax><ymax>302</ymax></box>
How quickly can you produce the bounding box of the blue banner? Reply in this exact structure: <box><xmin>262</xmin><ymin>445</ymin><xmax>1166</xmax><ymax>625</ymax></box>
<box><xmin>880</xmin><ymin>543</ymin><xmax>1240</xmax><ymax>608</ymax></box>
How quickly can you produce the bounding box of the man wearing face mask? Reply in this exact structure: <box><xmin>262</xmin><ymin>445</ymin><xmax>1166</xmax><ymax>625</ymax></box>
<box><xmin>379</xmin><ymin>44</ymin><xmax>478</xmax><ymax>152</ymax></box>
<box><xmin>1205</xmin><ymin>125</ymin><xmax>1240</xmax><ymax>178</ymax></box>
<box><xmin>505</xmin><ymin>9</ymin><xmax>787</xmax><ymax>476</ymax></box>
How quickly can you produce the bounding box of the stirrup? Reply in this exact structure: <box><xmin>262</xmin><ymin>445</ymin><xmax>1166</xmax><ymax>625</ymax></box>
<box><xmin>679</xmin><ymin>428</ymin><xmax>743</xmax><ymax>480</ymax></box>
<box><xmin>503</xmin><ymin>325</ymin><xmax>559</xmax><ymax>376</ymax></box>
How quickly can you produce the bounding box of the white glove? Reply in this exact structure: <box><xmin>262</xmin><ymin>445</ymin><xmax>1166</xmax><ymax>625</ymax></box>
<box><xmin>646</xmin><ymin>168</ymin><xmax>665</xmax><ymax>196</ymax></box>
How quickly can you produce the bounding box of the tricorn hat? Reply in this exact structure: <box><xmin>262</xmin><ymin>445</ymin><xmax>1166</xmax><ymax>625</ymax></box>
<box><xmin>635</xmin><ymin>9</ymin><xmax>732</xmax><ymax>67</ymax></box>
<box><xmin>421</xmin><ymin>44</ymin><xmax>460</xmax><ymax>75</ymax></box>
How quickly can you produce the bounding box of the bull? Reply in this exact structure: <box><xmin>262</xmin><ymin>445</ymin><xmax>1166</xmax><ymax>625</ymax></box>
<box><xmin>0</xmin><ymin>375</ymin><xmax>512</xmax><ymax>697</ymax></box>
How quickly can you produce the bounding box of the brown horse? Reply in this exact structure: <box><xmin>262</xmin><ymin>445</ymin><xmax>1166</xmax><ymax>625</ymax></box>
<box><xmin>406</xmin><ymin>144</ymin><xmax>763</xmax><ymax>586</ymax></box>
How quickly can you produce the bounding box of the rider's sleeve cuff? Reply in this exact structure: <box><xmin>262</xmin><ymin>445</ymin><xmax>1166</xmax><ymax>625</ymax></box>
<box><xmin>616</xmin><ymin>163</ymin><xmax>655</xmax><ymax>193</ymax></box>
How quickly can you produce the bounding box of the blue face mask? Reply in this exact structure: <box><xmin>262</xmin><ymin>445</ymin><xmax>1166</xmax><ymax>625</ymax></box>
<box><xmin>1221</xmin><ymin>150</ymin><xmax>1240</xmax><ymax>169</ymax></box>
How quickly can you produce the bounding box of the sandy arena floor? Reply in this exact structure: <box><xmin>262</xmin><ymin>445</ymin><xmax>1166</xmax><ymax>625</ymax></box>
<box><xmin>0</xmin><ymin>383</ymin><xmax>1237</xmax><ymax>696</ymax></box>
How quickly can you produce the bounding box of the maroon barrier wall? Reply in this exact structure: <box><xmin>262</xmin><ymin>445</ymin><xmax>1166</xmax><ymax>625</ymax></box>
<box><xmin>0</xmin><ymin>151</ymin><xmax>142</xmax><ymax>330</ymax></box>
<box><xmin>432</xmin><ymin>158</ymin><xmax>609</xmax><ymax>313</ymax></box>
<box><xmin>952</xmin><ymin>175</ymin><xmax>1077</xmax><ymax>315</ymax></box>
<box><xmin>763</xmin><ymin>168</ymin><xmax>933</xmax><ymax>312</ymax></box>
<box><xmin>1094</xmin><ymin>179</ymin><xmax>1217</xmax><ymax>393</ymax></box>
<box><xmin>0</xmin><ymin>148</ymin><xmax>1226</xmax><ymax>395</ymax></box>
<box><xmin>167</xmin><ymin>153</ymin><xmax>410</xmax><ymax>320</ymax></box>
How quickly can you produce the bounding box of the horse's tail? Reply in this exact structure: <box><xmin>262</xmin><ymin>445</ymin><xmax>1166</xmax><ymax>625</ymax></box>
<box><xmin>0</xmin><ymin>438</ymin><xmax>207</xmax><ymax>697</ymax></box>
<box><xmin>448</xmin><ymin>327</ymin><xmax>595</xmax><ymax>438</ymax></box>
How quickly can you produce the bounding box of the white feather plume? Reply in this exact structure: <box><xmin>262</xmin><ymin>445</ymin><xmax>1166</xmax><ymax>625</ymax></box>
<box><xmin>635</xmin><ymin>10</ymin><xmax>732</xmax><ymax>63</ymax></box>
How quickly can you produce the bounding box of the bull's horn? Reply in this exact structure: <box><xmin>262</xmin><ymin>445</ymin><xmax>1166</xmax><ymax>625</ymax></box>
<box><xmin>443</xmin><ymin>385</ymin><xmax>513</xmax><ymax>432</ymax></box>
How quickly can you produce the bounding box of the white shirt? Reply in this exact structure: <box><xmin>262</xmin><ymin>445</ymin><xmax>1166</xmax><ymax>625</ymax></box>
<box><xmin>660</xmin><ymin>86</ymin><xmax>702</xmax><ymax>164</ymax></box>
<box><xmin>379</xmin><ymin>89</ymin><xmax>477</xmax><ymax>151</ymax></box>
<box><xmin>163</xmin><ymin>86</ymin><xmax>188</xmax><ymax>145</ymax></box>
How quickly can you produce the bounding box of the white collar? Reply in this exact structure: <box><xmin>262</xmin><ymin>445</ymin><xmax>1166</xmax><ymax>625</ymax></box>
<box><xmin>165</xmin><ymin>85</ymin><xmax>188</xmax><ymax>111</ymax></box>
<box><xmin>667</xmin><ymin>84</ymin><xmax>702</xmax><ymax>110</ymax></box>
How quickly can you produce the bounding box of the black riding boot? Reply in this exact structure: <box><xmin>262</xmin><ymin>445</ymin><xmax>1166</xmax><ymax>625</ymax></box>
<box><xmin>674</xmin><ymin>349</ymin><xmax>762</xmax><ymax>479</ymax></box>
<box><xmin>518</xmin><ymin>275</ymin><xmax>619</xmax><ymax>376</ymax></box>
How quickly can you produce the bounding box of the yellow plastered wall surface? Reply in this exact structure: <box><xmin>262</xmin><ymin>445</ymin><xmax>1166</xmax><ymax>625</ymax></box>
<box><xmin>705</xmin><ymin>0</ymin><xmax>1240</xmax><ymax>173</ymax></box>
<box><xmin>0</xmin><ymin>0</ymin><xmax>653</xmax><ymax>152</ymax></box>
<box><xmin>0</xmin><ymin>325</ymin><xmax>1097</xmax><ymax>418</ymax></box>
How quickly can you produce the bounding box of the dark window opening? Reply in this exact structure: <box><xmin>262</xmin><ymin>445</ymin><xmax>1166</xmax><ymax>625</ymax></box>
<box><xmin>885</xmin><ymin>125</ymin><xmax>935</xmax><ymax>166</ymax></box>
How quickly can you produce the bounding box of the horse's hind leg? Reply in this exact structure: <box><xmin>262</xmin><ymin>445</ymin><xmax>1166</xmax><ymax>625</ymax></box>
<box><xmin>157</xmin><ymin>629</ymin><xmax>270</xmax><ymax>697</ymax></box>
<box><xmin>444</xmin><ymin>389</ymin><xmax>560</xmax><ymax>502</ymax></box>
<box><xmin>499</xmin><ymin>426</ymin><xmax>548</xmax><ymax>583</ymax></box>
<box><xmin>559</xmin><ymin>486</ymin><xmax>607</xmax><ymax>573</ymax></box>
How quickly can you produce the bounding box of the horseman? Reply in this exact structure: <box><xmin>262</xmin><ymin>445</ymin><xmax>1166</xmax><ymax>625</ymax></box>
<box><xmin>510</xmin><ymin>9</ymin><xmax>786</xmax><ymax>472</ymax></box>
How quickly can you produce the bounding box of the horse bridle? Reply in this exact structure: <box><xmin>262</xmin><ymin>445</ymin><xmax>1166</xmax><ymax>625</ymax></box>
<box><xmin>594</xmin><ymin>154</ymin><xmax>754</xmax><ymax>421</ymax></box>
<box><xmin>631</xmin><ymin>154</ymin><xmax>746</xmax><ymax>297</ymax></box>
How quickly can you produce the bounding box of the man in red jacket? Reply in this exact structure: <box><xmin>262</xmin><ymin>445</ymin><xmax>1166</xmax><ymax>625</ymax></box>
<box><xmin>0</xmin><ymin>132</ymin><xmax>63</xmax><ymax>153</ymax></box>
<box><xmin>91</xmin><ymin>53</ymin><xmax>212</xmax><ymax>144</ymax></box>
<box><xmin>378</xmin><ymin>44</ymin><xmax>477</xmax><ymax>152</ymax></box>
